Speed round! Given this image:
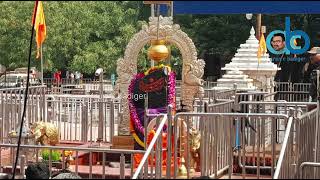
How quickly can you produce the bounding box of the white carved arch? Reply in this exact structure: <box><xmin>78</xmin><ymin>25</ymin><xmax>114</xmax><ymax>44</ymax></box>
<box><xmin>115</xmin><ymin>16</ymin><xmax>205</xmax><ymax>135</ymax></box>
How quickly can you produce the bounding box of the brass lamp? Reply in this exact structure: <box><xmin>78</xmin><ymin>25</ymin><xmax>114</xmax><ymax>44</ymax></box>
<box><xmin>147</xmin><ymin>39</ymin><xmax>169</xmax><ymax>62</ymax></box>
<box><xmin>147</xmin><ymin>3</ymin><xmax>170</xmax><ymax>63</ymax></box>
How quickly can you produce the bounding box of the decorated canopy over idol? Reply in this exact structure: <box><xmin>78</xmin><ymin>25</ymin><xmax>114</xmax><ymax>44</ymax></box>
<box><xmin>114</xmin><ymin>3</ymin><xmax>205</xmax><ymax>174</ymax></box>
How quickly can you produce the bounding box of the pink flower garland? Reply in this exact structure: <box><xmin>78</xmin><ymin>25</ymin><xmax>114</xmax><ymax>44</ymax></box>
<box><xmin>128</xmin><ymin>73</ymin><xmax>145</xmax><ymax>134</ymax></box>
<box><xmin>128</xmin><ymin>68</ymin><xmax>176</xmax><ymax>135</ymax></box>
<box><xmin>167</xmin><ymin>72</ymin><xmax>176</xmax><ymax>111</ymax></box>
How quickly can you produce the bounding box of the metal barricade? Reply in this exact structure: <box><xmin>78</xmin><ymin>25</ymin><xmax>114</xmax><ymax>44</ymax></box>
<box><xmin>171</xmin><ymin>112</ymin><xmax>290</xmax><ymax>179</ymax></box>
<box><xmin>296</xmin><ymin>108</ymin><xmax>319</xmax><ymax>179</ymax></box>
<box><xmin>45</xmin><ymin>96</ymin><xmax>120</xmax><ymax>143</ymax></box>
<box><xmin>43</xmin><ymin>78</ymin><xmax>114</xmax><ymax>95</ymax></box>
<box><xmin>215</xmin><ymin>89</ymin><xmax>236</xmax><ymax>101</ymax></box>
<box><xmin>192</xmin><ymin>101</ymin><xmax>235</xmax><ymax>146</ymax></box>
<box><xmin>273</xmin><ymin>115</ymin><xmax>295</xmax><ymax>179</ymax></box>
<box><xmin>274</xmin><ymin>107</ymin><xmax>319</xmax><ymax>179</ymax></box>
<box><xmin>0</xmin><ymin>86</ymin><xmax>46</xmax><ymax>143</ymax></box>
<box><xmin>0</xmin><ymin>143</ymin><xmax>144</xmax><ymax>179</ymax></box>
<box><xmin>0</xmin><ymin>86</ymin><xmax>120</xmax><ymax>144</ymax></box>
<box><xmin>234</xmin><ymin>92</ymin><xmax>266</xmax><ymax>114</ymax></box>
<box><xmin>203</xmin><ymin>81</ymin><xmax>217</xmax><ymax>89</ymax></box>
<box><xmin>239</xmin><ymin>101</ymin><xmax>317</xmax><ymax>144</ymax></box>
<box><xmin>203</xmin><ymin>82</ymin><xmax>311</xmax><ymax>104</ymax></box>
<box><xmin>263</xmin><ymin>92</ymin><xmax>277</xmax><ymax>101</ymax></box>
<box><xmin>275</xmin><ymin>82</ymin><xmax>311</xmax><ymax>102</ymax></box>
<box><xmin>207</xmin><ymin>100</ymin><xmax>234</xmax><ymax>113</ymax></box>
<box><xmin>300</xmin><ymin>162</ymin><xmax>320</xmax><ymax>179</ymax></box>
<box><xmin>203</xmin><ymin>88</ymin><xmax>236</xmax><ymax>104</ymax></box>
<box><xmin>132</xmin><ymin>107</ymin><xmax>172</xmax><ymax>179</ymax></box>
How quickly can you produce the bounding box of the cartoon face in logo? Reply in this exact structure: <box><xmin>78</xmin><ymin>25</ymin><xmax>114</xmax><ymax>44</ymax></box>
<box><xmin>266</xmin><ymin>17</ymin><xmax>310</xmax><ymax>55</ymax></box>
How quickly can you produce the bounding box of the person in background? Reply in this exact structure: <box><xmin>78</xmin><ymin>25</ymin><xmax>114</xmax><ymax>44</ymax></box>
<box><xmin>25</xmin><ymin>163</ymin><xmax>50</xmax><ymax>179</ymax></box>
<box><xmin>269</xmin><ymin>33</ymin><xmax>293</xmax><ymax>100</ymax></box>
<box><xmin>57</xmin><ymin>71</ymin><xmax>62</xmax><ymax>86</ymax></box>
<box><xmin>66</xmin><ymin>70</ymin><xmax>69</xmax><ymax>83</ymax></box>
<box><xmin>304</xmin><ymin>47</ymin><xmax>320</xmax><ymax>108</ymax></box>
<box><xmin>53</xmin><ymin>71</ymin><xmax>58</xmax><ymax>86</ymax></box>
<box><xmin>269</xmin><ymin>33</ymin><xmax>292</xmax><ymax>82</ymax></box>
<box><xmin>80</xmin><ymin>73</ymin><xmax>83</xmax><ymax>84</ymax></box>
<box><xmin>303</xmin><ymin>47</ymin><xmax>320</xmax><ymax>83</ymax></box>
<box><xmin>75</xmin><ymin>71</ymin><xmax>80</xmax><ymax>84</ymax></box>
<box><xmin>51</xmin><ymin>169</ymin><xmax>81</xmax><ymax>179</ymax></box>
<box><xmin>70</xmin><ymin>72</ymin><xmax>75</xmax><ymax>84</ymax></box>
<box><xmin>300</xmin><ymin>47</ymin><xmax>320</xmax><ymax>111</ymax></box>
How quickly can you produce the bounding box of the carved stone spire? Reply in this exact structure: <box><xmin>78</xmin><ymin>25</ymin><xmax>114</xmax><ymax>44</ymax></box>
<box><xmin>250</xmin><ymin>26</ymin><xmax>255</xmax><ymax>36</ymax></box>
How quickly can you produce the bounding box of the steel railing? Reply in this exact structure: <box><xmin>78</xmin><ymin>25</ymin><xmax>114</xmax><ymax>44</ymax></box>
<box><xmin>0</xmin><ymin>143</ymin><xmax>145</xmax><ymax>179</ymax></box>
<box><xmin>0</xmin><ymin>81</ymin><xmax>318</xmax><ymax>179</ymax></box>
<box><xmin>171</xmin><ymin>112</ymin><xmax>290</xmax><ymax>179</ymax></box>
<box><xmin>196</xmin><ymin>82</ymin><xmax>311</xmax><ymax>104</ymax></box>
<box><xmin>44</xmin><ymin>98</ymin><xmax>120</xmax><ymax>143</ymax></box>
<box><xmin>296</xmin><ymin>108</ymin><xmax>319</xmax><ymax>179</ymax></box>
<box><xmin>274</xmin><ymin>82</ymin><xmax>311</xmax><ymax>102</ymax></box>
<box><xmin>0</xmin><ymin>87</ymin><xmax>121</xmax><ymax>144</ymax></box>
<box><xmin>132</xmin><ymin>106</ymin><xmax>172</xmax><ymax>179</ymax></box>
<box><xmin>239</xmin><ymin>101</ymin><xmax>317</xmax><ymax>144</ymax></box>
<box><xmin>273</xmin><ymin>107</ymin><xmax>319</xmax><ymax>179</ymax></box>
<box><xmin>300</xmin><ymin>162</ymin><xmax>320</xmax><ymax>179</ymax></box>
<box><xmin>0</xmin><ymin>86</ymin><xmax>46</xmax><ymax>143</ymax></box>
<box><xmin>273</xmin><ymin>115</ymin><xmax>295</xmax><ymax>179</ymax></box>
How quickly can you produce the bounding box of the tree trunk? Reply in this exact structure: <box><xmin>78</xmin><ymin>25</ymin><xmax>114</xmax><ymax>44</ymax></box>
<box><xmin>4</xmin><ymin>68</ymin><xmax>7</xmax><ymax>87</ymax></box>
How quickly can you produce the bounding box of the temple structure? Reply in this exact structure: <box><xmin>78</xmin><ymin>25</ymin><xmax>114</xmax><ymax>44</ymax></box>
<box><xmin>214</xmin><ymin>69</ymin><xmax>257</xmax><ymax>91</ymax></box>
<box><xmin>222</xmin><ymin>27</ymin><xmax>279</xmax><ymax>92</ymax></box>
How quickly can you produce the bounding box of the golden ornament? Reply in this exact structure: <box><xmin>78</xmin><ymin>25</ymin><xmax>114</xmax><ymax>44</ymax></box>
<box><xmin>31</xmin><ymin>122</ymin><xmax>59</xmax><ymax>146</ymax></box>
<box><xmin>147</xmin><ymin>39</ymin><xmax>169</xmax><ymax>62</ymax></box>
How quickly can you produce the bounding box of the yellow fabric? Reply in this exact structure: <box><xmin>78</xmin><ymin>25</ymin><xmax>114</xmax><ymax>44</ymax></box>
<box><xmin>144</xmin><ymin>64</ymin><xmax>171</xmax><ymax>76</ymax></box>
<box><xmin>132</xmin><ymin>132</ymin><xmax>146</xmax><ymax>148</ymax></box>
<box><xmin>130</xmin><ymin>117</ymin><xmax>146</xmax><ymax>148</ymax></box>
<box><xmin>257</xmin><ymin>33</ymin><xmax>267</xmax><ymax>64</ymax></box>
<box><xmin>32</xmin><ymin>1</ymin><xmax>47</xmax><ymax>59</ymax></box>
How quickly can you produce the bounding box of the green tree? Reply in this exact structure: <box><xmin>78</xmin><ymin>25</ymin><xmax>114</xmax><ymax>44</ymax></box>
<box><xmin>43</xmin><ymin>1</ymin><xmax>142</xmax><ymax>76</ymax></box>
<box><xmin>0</xmin><ymin>1</ymin><xmax>35</xmax><ymax>71</ymax></box>
<box><xmin>1</xmin><ymin>1</ymin><xmax>319</xmax><ymax>78</ymax></box>
<box><xmin>0</xmin><ymin>1</ymin><xmax>145</xmax><ymax>77</ymax></box>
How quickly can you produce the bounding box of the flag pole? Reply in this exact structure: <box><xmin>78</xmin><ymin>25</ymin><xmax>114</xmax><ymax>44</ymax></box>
<box><xmin>41</xmin><ymin>44</ymin><xmax>44</xmax><ymax>85</ymax></box>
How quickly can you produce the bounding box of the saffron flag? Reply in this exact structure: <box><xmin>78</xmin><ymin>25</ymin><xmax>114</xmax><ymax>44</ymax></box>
<box><xmin>32</xmin><ymin>1</ymin><xmax>46</xmax><ymax>59</ymax></box>
<box><xmin>257</xmin><ymin>33</ymin><xmax>267</xmax><ymax>64</ymax></box>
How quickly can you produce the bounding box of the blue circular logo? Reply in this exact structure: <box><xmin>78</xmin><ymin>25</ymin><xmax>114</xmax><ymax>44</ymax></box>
<box><xmin>266</xmin><ymin>17</ymin><xmax>310</xmax><ymax>55</ymax></box>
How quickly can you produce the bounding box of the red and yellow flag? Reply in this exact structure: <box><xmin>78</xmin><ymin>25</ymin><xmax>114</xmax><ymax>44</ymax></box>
<box><xmin>32</xmin><ymin>1</ymin><xmax>46</xmax><ymax>59</ymax></box>
<box><xmin>257</xmin><ymin>33</ymin><xmax>267</xmax><ymax>64</ymax></box>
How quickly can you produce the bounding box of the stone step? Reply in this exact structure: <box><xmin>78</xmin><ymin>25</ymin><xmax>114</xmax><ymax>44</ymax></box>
<box><xmin>112</xmin><ymin>136</ymin><xmax>134</xmax><ymax>147</ymax></box>
<box><xmin>111</xmin><ymin>135</ymin><xmax>134</xmax><ymax>151</ymax></box>
<box><xmin>110</xmin><ymin>145</ymin><xmax>134</xmax><ymax>150</ymax></box>
<box><xmin>109</xmin><ymin>136</ymin><xmax>135</xmax><ymax>163</ymax></box>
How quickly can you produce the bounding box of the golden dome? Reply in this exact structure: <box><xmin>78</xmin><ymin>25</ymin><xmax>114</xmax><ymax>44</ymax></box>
<box><xmin>147</xmin><ymin>39</ymin><xmax>169</xmax><ymax>62</ymax></box>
